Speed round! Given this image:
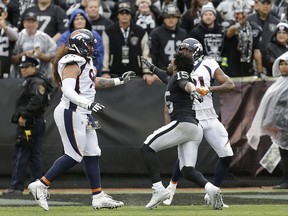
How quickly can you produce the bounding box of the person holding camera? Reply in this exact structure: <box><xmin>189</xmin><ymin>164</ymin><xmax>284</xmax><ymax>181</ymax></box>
<box><xmin>3</xmin><ymin>56</ymin><xmax>52</xmax><ymax>195</ymax></box>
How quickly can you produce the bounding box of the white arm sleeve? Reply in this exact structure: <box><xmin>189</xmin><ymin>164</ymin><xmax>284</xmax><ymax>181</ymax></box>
<box><xmin>61</xmin><ymin>78</ymin><xmax>92</xmax><ymax>109</ymax></box>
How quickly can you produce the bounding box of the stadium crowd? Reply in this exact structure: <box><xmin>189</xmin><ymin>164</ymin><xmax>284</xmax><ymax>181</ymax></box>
<box><xmin>0</xmin><ymin>0</ymin><xmax>287</xmax><ymax>79</ymax></box>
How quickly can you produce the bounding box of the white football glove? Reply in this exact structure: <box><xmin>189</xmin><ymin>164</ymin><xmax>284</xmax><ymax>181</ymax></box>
<box><xmin>121</xmin><ymin>71</ymin><xmax>136</xmax><ymax>83</ymax></box>
<box><xmin>140</xmin><ymin>56</ymin><xmax>155</xmax><ymax>72</ymax></box>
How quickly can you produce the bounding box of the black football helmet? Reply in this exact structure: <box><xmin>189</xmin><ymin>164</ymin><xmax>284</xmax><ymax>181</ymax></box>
<box><xmin>68</xmin><ymin>29</ymin><xmax>97</xmax><ymax>56</ymax></box>
<box><xmin>177</xmin><ymin>38</ymin><xmax>203</xmax><ymax>62</ymax></box>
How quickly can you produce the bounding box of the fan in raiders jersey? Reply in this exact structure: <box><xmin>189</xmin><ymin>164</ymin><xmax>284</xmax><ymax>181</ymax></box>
<box><xmin>28</xmin><ymin>29</ymin><xmax>136</xmax><ymax>211</ymax></box>
<box><xmin>18</xmin><ymin>0</ymin><xmax>69</xmax><ymax>42</ymax></box>
<box><xmin>224</xmin><ymin>0</ymin><xmax>266</xmax><ymax>78</ymax></box>
<box><xmin>141</xmin><ymin>37</ymin><xmax>235</xmax><ymax>209</ymax></box>
<box><xmin>140</xmin><ymin>51</ymin><xmax>225</xmax><ymax>210</ymax></box>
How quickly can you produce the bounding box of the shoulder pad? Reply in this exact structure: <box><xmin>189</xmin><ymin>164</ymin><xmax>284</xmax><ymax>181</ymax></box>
<box><xmin>59</xmin><ymin>54</ymin><xmax>86</xmax><ymax>65</ymax></box>
<box><xmin>202</xmin><ymin>58</ymin><xmax>218</xmax><ymax>66</ymax></box>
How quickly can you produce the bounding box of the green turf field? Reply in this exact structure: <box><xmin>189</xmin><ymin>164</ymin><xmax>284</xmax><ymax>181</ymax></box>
<box><xmin>0</xmin><ymin>205</ymin><xmax>287</xmax><ymax>216</ymax></box>
<box><xmin>0</xmin><ymin>188</ymin><xmax>287</xmax><ymax>215</ymax></box>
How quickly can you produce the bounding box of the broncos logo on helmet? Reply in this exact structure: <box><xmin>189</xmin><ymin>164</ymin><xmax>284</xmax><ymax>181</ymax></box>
<box><xmin>68</xmin><ymin>29</ymin><xmax>97</xmax><ymax>57</ymax></box>
<box><xmin>177</xmin><ymin>38</ymin><xmax>203</xmax><ymax>62</ymax></box>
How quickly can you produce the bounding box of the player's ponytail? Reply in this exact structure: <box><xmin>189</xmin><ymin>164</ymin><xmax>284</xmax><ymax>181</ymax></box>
<box><xmin>52</xmin><ymin>45</ymin><xmax>69</xmax><ymax>87</ymax></box>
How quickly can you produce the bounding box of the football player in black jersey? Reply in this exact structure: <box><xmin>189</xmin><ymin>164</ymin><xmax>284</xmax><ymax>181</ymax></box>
<box><xmin>140</xmin><ymin>51</ymin><xmax>224</xmax><ymax>210</ymax></box>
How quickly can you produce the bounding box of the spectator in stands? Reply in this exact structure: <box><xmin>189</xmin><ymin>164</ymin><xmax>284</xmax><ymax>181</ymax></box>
<box><xmin>247</xmin><ymin>51</ymin><xmax>288</xmax><ymax>189</ymax></box>
<box><xmin>2</xmin><ymin>56</ymin><xmax>52</xmax><ymax>195</ymax></box>
<box><xmin>0</xmin><ymin>2</ymin><xmax>18</xmax><ymax>78</ymax></box>
<box><xmin>101</xmin><ymin>2</ymin><xmax>154</xmax><ymax>85</ymax></box>
<box><xmin>11</xmin><ymin>12</ymin><xmax>57</xmax><ymax>78</ymax></box>
<box><xmin>223</xmin><ymin>0</ymin><xmax>265</xmax><ymax>79</ymax></box>
<box><xmin>66</xmin><ymin>0</ymin><xmax>112</xmax><ymax>20</ymax></box>
<box><xmin>216</xmin><ymin>0</ymin><xmax>252</xmax><ymax>21</ymax></box>
<box><xmin>57</xmin><ymin>8</ymin><xmax>104</xmax><ymax>76</ymax></box>
<box><xmin>19</xmin><ymin>0</ymin><xmax>69</xmax><ymax>42</ymax></box>
<box><xmin>181</xmin><ymin>0</ymin><xmax>222</xmax><ymax>34</ymax></box>
<box><xmin>151</xmin><ymin>0</ymin><xmax>174</xmax><ymax>26</ymax></box>
<box><xmin>85</xmin><ymin>0</ymin><xmax>114</xmax><ymax>36</ymax></box>
<box><xmin>3</xmin><ymin>0</ymin><xmax>20</xmax><ymax>27</ymax></box>
<box><xmin>247</xmin><ymin>0</ymin><xmax>280</xmax><ymax>74</ymax></box>
<box><xmin>265</xmin><ymin>21</ymin><xmax>288</xmax><ymax>76</ymax></box>
<box><xmin>149</xmin><ymin>3</ymin><xmax>188</xmax><ymax>69</ymax></box>
<box><xmin>190</xmin><ymin>2</ymin><xmax>224</xmax><ymax>65</ymax></box>
<box><xmin>133</xmin><ymin>0</ymin><xmax>157</xmax><ymax>34</ymax></box>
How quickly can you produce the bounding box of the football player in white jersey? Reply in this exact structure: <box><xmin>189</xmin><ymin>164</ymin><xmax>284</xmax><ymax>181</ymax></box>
<box><xmin>28</xmin><ymin>29</ymin><xmax>135</xmax><ymax>211</ymax></box>
<box><xmin>141</xmin><ymin>38</ymin><xmax>235</xmax><ymax>208</ymax></box>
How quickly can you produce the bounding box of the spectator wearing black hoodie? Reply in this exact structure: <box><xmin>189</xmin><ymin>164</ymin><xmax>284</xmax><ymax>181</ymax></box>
<box><xmin>57</xmin><ymin>8</ymin><xmax>104</xmax><ymax>76</ymax></box>
<box><xmin>189</xmin><ymin>2</ymin><xmax>225</xmax><ymax>65</ymax></box>
<box><xmin>265</xmin><ymin>21</ymin><xmax>288</xmax><ymax>76</ymax></box>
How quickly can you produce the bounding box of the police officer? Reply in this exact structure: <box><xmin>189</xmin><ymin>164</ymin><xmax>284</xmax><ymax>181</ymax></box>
<box><xmin>3</xmin><ymin>56</ymin><xmax>52</xmax><ymax>195</ymax></box>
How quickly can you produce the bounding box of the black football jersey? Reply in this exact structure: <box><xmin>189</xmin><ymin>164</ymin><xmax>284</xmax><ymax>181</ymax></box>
<box><xmin>20</xmin><ymin>4</ymin><xmax>69</xmax><ymax>37</ymax></box>
<box><xmin>165</xmin><ymin>71</ymin><xmax>197</xmax><ymax>124</ymax></box>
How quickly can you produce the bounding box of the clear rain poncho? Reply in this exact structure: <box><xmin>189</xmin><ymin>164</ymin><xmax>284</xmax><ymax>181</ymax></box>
<box><xmin>247</xmin><ymin>51</ymin><xmax>288</xmax><ymax>150</ymax></box>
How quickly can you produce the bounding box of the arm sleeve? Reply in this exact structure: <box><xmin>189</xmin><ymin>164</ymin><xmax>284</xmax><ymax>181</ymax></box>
<box><xmin>153</xmin><ymin>67</ymin><xmax>170</xmax><ymax>84</ymax></box>
<box><xmin>61</xmin><ymin>78</ymin><xmax>92</xmax><ymax>109</ymax></box>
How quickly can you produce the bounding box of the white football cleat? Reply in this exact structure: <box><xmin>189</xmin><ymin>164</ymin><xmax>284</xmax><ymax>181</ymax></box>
<box><xmin>146</xmin><ymin>188</ymin><xmax>170</xmax><ymax>209</ymax></box>
<box><xmin>28</xmin><ymin>180</ymin><xmax>50</xmax><ymax>211</ymax></box>
<box><xmin>163</xmin><ymin>185</ymin><xmax>176</xmax><ymax>205</ymax></box>
<box><xmin>207</xmin><ymin>187</ymin><xmax>224</xmax><ymax>210</ymax></box>
<box><xmin>92</xmin><ymin>191</ymin><xmax>124</xmax><ymax>209</ymax></box>
<box><xmin>204</xmin><ymin>193</ymin><xmax>229</xmax><ymax>208</ymax></box>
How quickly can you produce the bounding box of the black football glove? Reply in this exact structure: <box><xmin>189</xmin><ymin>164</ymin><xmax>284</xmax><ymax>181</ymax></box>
<box><xmin>140</xmin><ymin>56</ymin><xmax>155</xmax><ymax>72</ymax></box>
<box><xmin>121</xmin><ymin>71</ymin><xmax>136</xmax><ymax>83</ymax></box>
<box><xmin>88</xmin><ymin>102</ymin><xmax>105</xmax><ymax>113</ymax></box>
<box><xmin>190</xmin><ymin>90</ymin><xmax>203</xmax><ymax>103</ymax></box>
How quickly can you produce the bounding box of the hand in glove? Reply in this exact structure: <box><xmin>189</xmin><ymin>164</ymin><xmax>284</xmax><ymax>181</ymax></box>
<box><xmin>197</xmin><ymin>86</ymin><xmax>210</xmax><ymax>96</ymax></box>
<box><xmin>258</xmin><ymin>72</ymin><xmax>268</xmax><ymax>81</ymax></box>
<box><xmin>190</xmin><ymin>90</ymin><xmax>203</xmax><ymax>103</ymax></box>
<box><xmin>140</xmin><ymin>56</ymin><xmax>155</xmax><ymax>72</ymax></box>
<box><xmin>121</xmin><ymin>71</ymin><xmax>136</xmax><ymax>83</ymax></box>
<box><xmin>88</xmin><ymin>102</ymin><xmax>105</xmax><ymax>113</ymax></box>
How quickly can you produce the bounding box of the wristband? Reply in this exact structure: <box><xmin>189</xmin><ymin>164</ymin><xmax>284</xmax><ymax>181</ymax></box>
<box><xmin>113</xmin><ymin>78</ymin><xmax>124</xmax><ymax>86</ymax></box>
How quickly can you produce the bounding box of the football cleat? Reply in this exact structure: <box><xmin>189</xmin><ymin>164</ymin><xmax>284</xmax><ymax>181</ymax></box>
<box><xmin>92</xmin><ymin>192</ymin><xmax>124</xmax><ymax>209</ymax></box>
<box><xmin>28</xmin><ymin>180</ymin><xmax>50</xmax><ymax>211</ymax></box>
<box><xmin>207</xmin><ymin>187</ymin><xmax>224</xmax><ymax>210</ymax></box>
<box><xmin>204</xmin><ymin>193</ymin><xmax>229</xmax><ymax>208</ymax></box>
<box><xmin>146</xmin><ymin>188</ymin><xmax>170</xmax><ymax>209</ymax></box>
<box><xmin>163</xmin><ymin>185</ymin><xmax>176</xmax><ymax>206</ymax></box>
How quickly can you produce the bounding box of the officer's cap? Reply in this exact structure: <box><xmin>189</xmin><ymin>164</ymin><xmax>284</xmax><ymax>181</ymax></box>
<box><xmin>19</xmin><ymin>56</ymin><xmax>39</xmax><ymax>68</ymax></box>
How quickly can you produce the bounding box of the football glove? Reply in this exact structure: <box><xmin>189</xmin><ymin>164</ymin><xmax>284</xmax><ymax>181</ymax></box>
<box><xmin>88</xmin><ymin>102</ymin><xmax>105</xmax><ymax>113</ymax></box>
<box><xmin>121</xmin><ymin>71</ymin><xmax>136</xmax><ymax>83</ymax></box>
<box><xmin>140</xmin><ymin>56</ymin><xmax>155</xmax><ymax>72</ymax></box>
<box><xmin>190</xmin><ymin>90</ymin><xmax>203</xmax><ymax>103</ymax></box>
<box><xmin>197</xmin><ymin>86</ymin><xmax>210</xmax><ymax>96</ymax></box>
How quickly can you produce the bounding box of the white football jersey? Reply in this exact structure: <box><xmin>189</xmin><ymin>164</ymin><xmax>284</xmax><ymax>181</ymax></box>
<box><xmin>58</xmin><ymin>54</ymin><xmax>96</xmax><ymax>114</ymax></box>
<box><xmin>191</xmin><ymin>59</ymin><xmax>219</xmax><ymax>120</ymax></box>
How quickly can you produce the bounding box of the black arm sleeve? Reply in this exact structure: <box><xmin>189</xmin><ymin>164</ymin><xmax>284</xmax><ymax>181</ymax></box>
<box><xmin>153</xmin><ymin>67</ymin><xmax>170</xmax><ymax>84</ymax></box>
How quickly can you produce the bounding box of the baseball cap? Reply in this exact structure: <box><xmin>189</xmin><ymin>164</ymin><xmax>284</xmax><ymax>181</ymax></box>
<box><xmin>259</xmin><ymin>0</ymin><xmax>272</xmax><ymax>3</ymax></box>
<box><xmin>24</xmin><ymin>12</ymin><xmax>37</xmax><ymax>21</ymax></box>
<box><xmin>201</xmin><ymin>2</ymin><xmax>216</xmax><ymax>16</ymax></box>
<box><xmin>117</xmin><ymin>2</ymin><xmax>131</xmax><ymax>14</ymax></box>
<box><xmin>19</xmin><ymin>56</ymin><xmax>39</xmax><ymax>68</ymax></box>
